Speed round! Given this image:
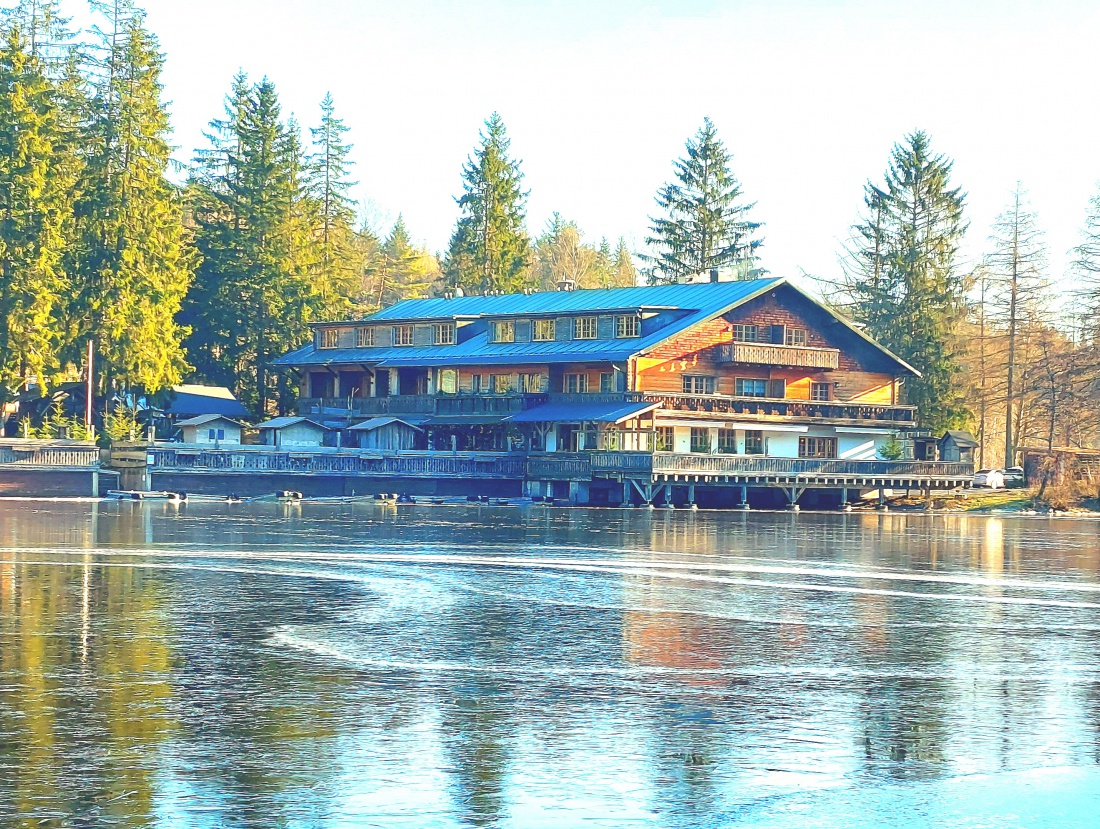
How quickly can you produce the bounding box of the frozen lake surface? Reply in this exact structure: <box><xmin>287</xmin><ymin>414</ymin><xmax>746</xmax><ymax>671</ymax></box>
<box><xmin>1</xmin><ymin>500</ymin><xmax>1099</xmax><ymax>827</ymax></box>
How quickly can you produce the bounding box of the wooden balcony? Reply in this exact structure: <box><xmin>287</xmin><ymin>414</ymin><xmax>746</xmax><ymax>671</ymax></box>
<box><xmin>435</xmin><ymin>394</ymin><xmax>547</xmax><ymax>416</ymax></box>
<box><xmin>718</xmin><ymin>342</ymin><xmax>840</xmax><ymax>369</ymax></box>
<box><xmin>298</xmin><ymin>396</ymin><xmax>434</xmax><ymax>416</ymax></box>
<box><xmin>526</xmin><ymin>452</ymin><xmax>592</xmax><ymax>480</ymax></box>
<box><xmin>642</xmin><ymin>393</ymin><xmax>916</xmax><ymax>426</ymax></box>
<box><xmin>652</xmin><ymin>453</ymin><xmax>972</xmax><ymax>486</ymax></box>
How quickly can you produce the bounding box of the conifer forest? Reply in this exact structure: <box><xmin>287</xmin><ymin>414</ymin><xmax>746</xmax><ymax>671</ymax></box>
<box><xmin>1</xmin><ymin>0</ymin><xmax>1098</xmax><ymax>465</ymax></box>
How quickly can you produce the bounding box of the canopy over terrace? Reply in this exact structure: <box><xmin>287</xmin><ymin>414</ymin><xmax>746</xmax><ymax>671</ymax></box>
<box><xmin>509</xmin><ymin>399</ymin><xmax>662</xmax><ymax>452</ymax></box>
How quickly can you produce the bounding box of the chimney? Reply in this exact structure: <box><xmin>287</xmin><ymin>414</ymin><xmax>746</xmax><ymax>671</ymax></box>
<box><xmin>709</xmin><ymin>268</ymin><xmax>719</xmax><ymax>283</ymax></box>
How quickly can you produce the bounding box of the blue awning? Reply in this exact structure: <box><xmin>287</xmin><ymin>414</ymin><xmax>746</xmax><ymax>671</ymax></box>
<box><xmin>508</xmin><ymin>400</ymin><xmax>661</xmax><ymax>425</ymax></box>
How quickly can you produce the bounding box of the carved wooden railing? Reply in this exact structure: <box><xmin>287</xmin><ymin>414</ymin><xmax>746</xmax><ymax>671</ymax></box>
<box><xmin>652</xmin><ymin>453</ymin><xmax>973</xmax><ymax>479</ymax></box>
<box><xmin>718</xmin><ymin>342</ymin><xmax>841</xmax><ymax>369</ymax></box>
<box><xmin>641</xmin><ymin>393</ymin><xmax>917</xmax><ymax>425</ymax></box>
<box><xmin>526</xmin><ymin>452</ymin><xmax>592</xmax><ymax>480</ymax></box>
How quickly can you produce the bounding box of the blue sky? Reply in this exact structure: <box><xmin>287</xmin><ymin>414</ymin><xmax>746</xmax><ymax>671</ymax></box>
<box><xmin>76</xmin><ymin>0</ymin><xmax>1100</xmax><ymax>287</ymax></box>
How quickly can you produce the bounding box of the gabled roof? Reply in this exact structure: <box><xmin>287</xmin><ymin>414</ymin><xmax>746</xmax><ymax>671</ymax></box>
<box><xmin>175</xmin><ymin>414</ymin><xmax>245</xmax><ymax>428</ymax></box>
<box><xmin>276</xmin><ymin>279</ymin><xmax>784</xmax><ymax>369</ymax></box>
<box><xmin>348</xmin><ymin>417</ymin><xmax>423</xmax><ymax>432</ymax></box>
<box><xmin>163</xmin><ymin>385</ymin><xmax>250</xmax><ymax>419</ymax></box>
<box><xmin>941</xmin><ymin>429</ymin><xmax>978</xmax><ymax>447</ymax></box>
<box><xmin>256</xmin><ymin>416</ymin><xmax>334</xmax><ymax>431</ymax></box>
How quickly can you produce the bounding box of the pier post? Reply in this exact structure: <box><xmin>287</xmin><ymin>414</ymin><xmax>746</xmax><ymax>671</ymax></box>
<box><xmin>737</xmin><ymin>484</ymin><xmax>749</xmax><ymax>510</ymax></box>
<box><xmin>876</xmin><ymin>489</ymin><xmax>889</xmax><ymax>511</ymax></box>
<box><xmin>688</xmin><ymin>483</ymin><xmax>697</xmax><ymax>510</ymax></box>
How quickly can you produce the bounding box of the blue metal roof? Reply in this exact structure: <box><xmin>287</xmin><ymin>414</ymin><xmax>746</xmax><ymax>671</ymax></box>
<box><xmin>275</xmin><ymin>279</ymin><xmax>783</xmax><ymax>368</ymax></box>
<box><xmin>509</xmin><ymin>400</ymin><xmax>661</xmax><ymax>424</ymax></box>
<box><xmin>362</xmin><ymin>279</ymin><xmax>781</xmax><ymax>322</ymax></box>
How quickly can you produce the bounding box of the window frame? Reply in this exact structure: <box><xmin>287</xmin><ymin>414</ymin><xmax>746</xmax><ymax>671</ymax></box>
<box><xmin>798</xmin><ymin>436</ymin><xmax>838</xmax><ymax>459</ymax></box>
<box><xmin>654</xmin><ymin>426</ymin><xmax>674</xmax><ymax>452</ymax></box>
<box><xmin>600</xmin><ymin>372</ymin><xmax>614</xmax><ymax>394</ymax></box>
<box><xmin>320</xmin><ymin>328</ymin><xmax>340</xmax><ymax>349</ymax></box>
<box><xmin>717</xmin><ymin>429</ymin><xmax>737</xmax><ymax>454</ymax></box>
<box><xmin>573</xmin><ymin>316</ymin><xmax>598</xmax><ymax>340</ymax></box>
<box><xmin>785</xmin><ymin>327</ymin><xmax>808</xmax><ymax>347</ymax></box>
<box><xmin>615</xmin><ymin>315</ymin><xmax>640</xmax><ymax>338</ymax></box>
<box><xmin>682</xmin><ymin>374</ymin><xmax>716</xmax><ymax>395</ymax></box>
<box><xmin>434</xmin><ymin>322</ymin><xmax>456</xmax><ymax>346</ymax></box>
<box><xmin>744</xmin><ymin>430</ymin><xmax>765</xmax><ymax>455</ymax></box>
<box><xmin>392</xmin><ymin>324</ymin><xmax>414</xmax><ymax>347</ymax></box>
<box><xmin>519</xmin><ymin>373</ymin><xmax>542</xmax><ymax>394</ymax></box>
<box><xmin>811</xmin><ymin>381</ymin><xmax>831</xmax><ymax>401</ymax></box>
<box><xmin>690</xmin><ymin>427</ymin><xmax>711</xmax><ymax>454</ymax></box>
<box><xmin>563</xmin><ymin>373</ymin><xmax>590</xmax><ymax>394</ymax></box>
<box><xmin>735</xmin><ymin>378</ymin><xmax>768</xmax><ymax>398</ymax></box>
<box><xmin>438</xmin><ymin>368</ymin><xmax>458</xmax><ymax>395</ymax></box>
<box><xmin>491</xmin><ymin>374</ymin><xmax>513</xmax><ymax>394</ymax></box>
<box><xmin>532</xmin><ymin>319</ymin><xmax>556</xmax><ymax>341</ymax></box>
<box><xmin>732</xmin><ymin>324</ymin><xmax>760</xmax><ymax>343</ymax></box>
<box><xmin>356</xmin><ymin>327</ymin><xmax>374</xmax><ymax>348</ymax></box>
<box><xmin>489</xmin><ymin>320</ymin><xmax>515</xmax><ymax>344</ymax></box>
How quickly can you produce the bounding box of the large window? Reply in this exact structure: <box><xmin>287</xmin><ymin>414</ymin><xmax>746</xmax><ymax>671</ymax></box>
<box><xmin>438</xmin><ymin>369</ymin><xmax>457</xmax><ymax>395</ymax></box>
<box><xmin>811</xmin><ymin>382</ymin><xmax>831</xmax><ymax>401</ymax></box>
<box><xmin>682</xmin><ymin>375</ymin><xmax>716</xmax><ymax>394</ymax></box>
<box><xmin>733</xmin><ymin>324</ymin><xmax>760</xmax><ymax>342</ymax></box>
<box><xmin>471</xmin><ymin>374</ymin><xmax>488</xmax><ymax>394</ymax></box>
<box><xmin>320</xmin><ymin>328</ymin><xmax>339</xmax><ymax>349</ymax></box>
<box><xmin>735</xmin><ymin>378</ymin><xmax>768</xmax><ymax>397</ymax></box>
<box><xmin>690</xmin><ymin>428</ymin><xmax>711</xmax><ymax>453</ymax></box>
<box><xmin>654</xmin><ymin>426</ymin><xmax>674</xmax><ymax>452</ymax></box>
<box><xmin>491</xmin><ymin>374</ymin><xmax>513</xmax><ymax>394</ymax></box>
<box><xmin>563</xmin><ymin>373</ymin><xmax>589</xmax><ymax>394</ymax></box>
<box><xmin>434</xmin><ymin>323</ymin><xmax>455</xmax><ymax>345</ymax></box>
<box><xmin>799</xmin><ymin>436</ymin><xmax>837</xmax><ymax>458</ymax></box>
<box><xmin>392</xmin><ymin>325</ymin><xmax>413</xmax><ymax>346</ymax></box>
<box><xmin>786</xmin><ymin>327</ymin><xmax>808</xmax><ymax>347</ymax></box>
<box><xmin>744</xmin><ymin>430</ymin><xmax>765</xmax><ymax>455</ymax></box>
<box><xmin>615</xmin><ymin>315</ymin><xmax>640</xmax><ymax>338</ymax></box>
<box><xmin>356</xmin><ymin>327</ymin><xmax>374</xmax><ymax>348</ymax></box>
<box><xmin>533</xmin><ymin>319</ymin><xmax>556</xmax><ymax>341</ymax></box>
<box><xmin>489</xmin><ymin>320</ymin><xmax>515</xmax><ymax>343</ymax></box>
<box><xmin>717</xmin><ymin>429</ymin><xmax>737</xmax><ymax>453</ymax></box>
<box><xmin>600</xmin><ymin>372</ymin><xmax>614</xmax><ymax>393</ymax></box>
<box><xmin>519</xmin><ymin>373</ymin><xmax>542</xmax><ymax>393</ymax></box>
<box><xmin>573</xmin><ymin>316</ymin><xmax>598</xmax><ymax>339</ymax></box>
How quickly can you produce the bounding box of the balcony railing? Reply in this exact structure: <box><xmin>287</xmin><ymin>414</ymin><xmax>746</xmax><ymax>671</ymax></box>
<box><xmin>719</xmin><ymin>342</ymin><xmax>841</xmax><ymax>369</ymax></box>
<box><xmin>652</xmin><ymin>453</ymin><xmax>972</xmax><ymax>479</ymax></box>
<box><xmin>526</xmin><ymin>452</ymin><xmax>592</xmax><ymax>480</ymax></box>
<box><xmin>642</xmin><ymin>393</ymin><xmax>916</xmax><ymax>425</ymax></box>
<box><xmin>0</xmin><ymin>439</ymin><xmax>101</xmax><ymax>469</ymax></box>
<box><xmin>298</xmin><ymin>396</ymin><xmax>434</xmax><ymax>416</ymax></box>
<box><xmin>435</xmin><ymin>394</ymin><xmax>547</xmax><ymax>416</ymax></box>
<box><xmin>150</xmin><ymin>446</ymin><xmax>526</xmax><ymax>479</ymax></box>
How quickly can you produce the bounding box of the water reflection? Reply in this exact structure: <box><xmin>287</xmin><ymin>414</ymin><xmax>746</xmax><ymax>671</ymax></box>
<box><xmin>1</xmin><ymin>502</ymin><xmax>1099</xmax><ymax>827</ymax></box>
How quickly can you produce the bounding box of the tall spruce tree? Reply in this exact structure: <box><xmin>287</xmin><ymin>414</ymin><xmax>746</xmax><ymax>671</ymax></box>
<box><xmin>0</xmin><ymin>0</ymin><xmax>73</xmax><ymax>68</ymax></box>
<box><xmin>612</xmin><ymin>237</ymin><xmax>638</xmax><ymax>288</ymax></box>
<box><xmin>369</xmin><ymin>214</ymin><xmax>439</xmax><ymax>308</ymax></box>
<box><xmin>841</xmin><ymin>131</ymin><xmax>969</xmax><ymax>431</ymax></box>
<box><xmin>986</xmin><ymin>184</ymin><xmax>1047</xmax><ymax>466</ymax></box>
<box><xmin>307</xmin><ymin>92</ymin><xmax>360</xmax><ymax>314</ymax></box>
<box><xmin>644</xmin><ymin>117</ymin><xmax>762</xmax><ymax>284</ymax></box>
<box><xmin>184</xmin><ymin>76</ymin><xmax>323</xmax><ymax>415</ymax></box>
<box><xmin>70</xmin><ymin>9</ymin><xmax>193</xmax><ymax>395</ymax></box>
<box><xmin>445</xmin><ymin>112</ymin><xmax>530</xmax><ymax>294</ymax></box>
<box><xmin>0</xmin><ymin>25</ymin><xmax>76</xmax><ymax>398</ymax></box>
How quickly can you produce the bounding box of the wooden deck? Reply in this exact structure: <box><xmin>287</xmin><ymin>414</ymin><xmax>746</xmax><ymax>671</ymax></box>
<box><xmin>0</xmin><ymin>439</ymin><xmax>102</xmax><ymax>470</ymax></box>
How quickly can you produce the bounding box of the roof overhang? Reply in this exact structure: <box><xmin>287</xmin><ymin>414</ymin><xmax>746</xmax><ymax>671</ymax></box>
<box><xmin>509</xmin><ymin>400</ymin><xmax>661</xmax><ymax>425</ymax></box>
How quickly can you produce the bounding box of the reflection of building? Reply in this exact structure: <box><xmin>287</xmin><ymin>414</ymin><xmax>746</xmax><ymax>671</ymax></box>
<box><xmin>146</xmin><ymin>279</ymin><xmax>974</xmax><ymax>502</ymax></box>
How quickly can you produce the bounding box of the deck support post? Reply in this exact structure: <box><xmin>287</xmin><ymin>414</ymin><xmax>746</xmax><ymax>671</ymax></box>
<box><xmin>784</xmin><ymin>486</ymin><xmax>804</xmax><ymax>512</ymax></box>
<box><xmin>688</xmin><ymin>483</ymin><xmax>697</xmax><ymax>510</ymax></box>
<box><xmin>877</xmin><ymin>488</ymin><xmax>889</xmax><ymax>511</ymax></box>
<box><xmin>737</xmin><ymin>484</ymin><xmax>749</xmax><ymax>510</ymax></box>
<box><xmin>840</xmin><ymin>487</ymin><xmax>852</xmax><ymax>511</ymax></box>
<box><xmin>662</xmin><ymin>483</ymin><xmax>673</xmax><ymax>508</ymax></box>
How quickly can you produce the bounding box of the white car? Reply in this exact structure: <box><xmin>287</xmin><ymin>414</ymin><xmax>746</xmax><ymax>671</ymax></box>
<box><xmin>973</xmin><ymin>469</ymin><xmax>1005</xmax><ymax>489</ymax></box>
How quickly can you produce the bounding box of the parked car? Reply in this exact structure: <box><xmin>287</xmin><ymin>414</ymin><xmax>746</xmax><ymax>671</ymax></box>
<box><xmin>973</xmin><ymin>469</ymin><xmax>1005</xmax><ymax>489</ymax></box>
<box><xmin>1002</xmin><ymin>466</ymin><xmax>1026</xmax><ymax>488</ymax></box>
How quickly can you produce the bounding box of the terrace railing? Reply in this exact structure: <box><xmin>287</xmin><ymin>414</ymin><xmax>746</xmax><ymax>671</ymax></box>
<box><xmin>0</xmin><ymin>439</ymin><xmax>101</xmax><ymax>469</ymax></box>
<box><xmin>641</xmin><ymin>393</ymin><xmax>917</xmax><ymax>425</ymax></box>
<box><xmin>652</xmin><ymin>453</ymin><xmax>973</xmax><ymax>478</ymax></box>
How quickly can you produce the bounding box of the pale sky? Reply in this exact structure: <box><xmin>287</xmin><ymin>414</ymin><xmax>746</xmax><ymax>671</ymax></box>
<box><xmin>78</xmin><ymin>0</ymin><xmax>1100</xmax><ymax>288</ymax></box>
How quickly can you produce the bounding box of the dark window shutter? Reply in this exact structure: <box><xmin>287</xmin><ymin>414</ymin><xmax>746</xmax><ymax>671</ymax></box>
<box><xmin>770</xmin><ymin>324</ymin><xmax>785</xmax><ymax>344</ymax></box>
<box><xmin>768</xmin><ymin>379</ymin><xmax>786</xmax><ymax>398</ymax></box>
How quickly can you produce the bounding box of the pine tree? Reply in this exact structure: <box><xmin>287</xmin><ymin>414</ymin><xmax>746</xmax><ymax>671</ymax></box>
<box><xmin>369</xmin><ymin>214</ymin><xmax>439</xmax><ymax>308</ymax></box>
<box><xmin>0</xmin><ymin>0</ymin><xmax>74</xmax><ymax>69</ymax></box>
<box><xmin>184</xmin><ymin>76</ymin><xmax>324</xmax><ymax>415</ymax></box>
<box><xmin>307</xmin><ymin>92</ymin><xmax>360</xmax><ymax>315</ymax></box>
<box><xmin>986</xmin><ymin>184</ymin><xmax>1047</xmax><ymax>466</ymax></box>
<box><xmin>841</xmin><ymin>131</ymin><xmax>969</xmax><ymax>432</ymax></box>
<box><xmin>0</xmin><ymin>25</ymin><xmax>75</xmax><ymax>398</ymax></box>
<box><xmin>612</xmin><ymin>237</ymin><xmax>638</xmax><ymax>288</ymax></box>
<box><xmin>70</xmin><ymin>10</ymin><xmax>194</xmax><ymax>395</ymax></box>
<box><xmin>643</xmin><ymin>117</ymin><xmax>762</xmax><ymax>284</ymax></box>
<box><xmin>445</xmin><ymin>112</ymin><xmax>531</xmax><ymax>294</ymax></box>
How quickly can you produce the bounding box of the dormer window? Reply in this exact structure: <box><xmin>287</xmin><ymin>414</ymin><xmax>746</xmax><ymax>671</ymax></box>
<box><xmin>320</xmin><ymin>328</ymin><xmax>339</xmax><ymax>349</ymax></box>
<box><xmin>434</xmin><ymin>323</ymin><xmax>455</xmax><ymax>345</ymax></box>
<box><xmin>732</xmin><ymin>324</ymin><xmax>760</xmax><ymax>343</ymax></box>
<box><xmin>356</xmin><ymin>327</ymin><xmax>374</xmax><ymax>347</ymax></box>
<box><xmin>489</xmin><ymin>320</ymin><xmax>515</xmax><ymax>343</ymax></box>
<box><xmin>533</xmin><ymin>319</ymin><xmax>556</xmax><ymax>341</ymax></box>
<box><xmin>615</xmin><ymin>315</ymin><xmax>640</xmax><ymax>338</ymax></box>
<box><xmin>573</xmin><ymin>316</ymin><xmax>598</xmax><ymax>340</ymax></box>
<box><xmin>392</xmin><ymin>325</ymin><xmax>413</xmax><ymax>346</ymax></box>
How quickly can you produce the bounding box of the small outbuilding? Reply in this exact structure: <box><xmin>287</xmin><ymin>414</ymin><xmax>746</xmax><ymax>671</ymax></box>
<box><xmin>348</xmin><ymin>417</ymin><xmax>424</xmax><ymax>451</ymax></box>
<box><xmin>175</xmin><ymin>414</ymin><xmax>244</xmax><ymax>446</ymax></box>
<box><xmin>939</xmin><ymin>430</ymin><xmax>978</xmax><ymax>463</ymax></box>
<box><xmin>257</xmin><ymin>417</ymin><xmax>335</xmax><ymax>448</ymax></box>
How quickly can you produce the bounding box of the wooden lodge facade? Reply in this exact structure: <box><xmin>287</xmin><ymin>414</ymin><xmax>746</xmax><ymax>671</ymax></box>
<box><xmin>143</xmin><ymin>277</ymin><xmax>965</xmax><ymax>508</ymax></box>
